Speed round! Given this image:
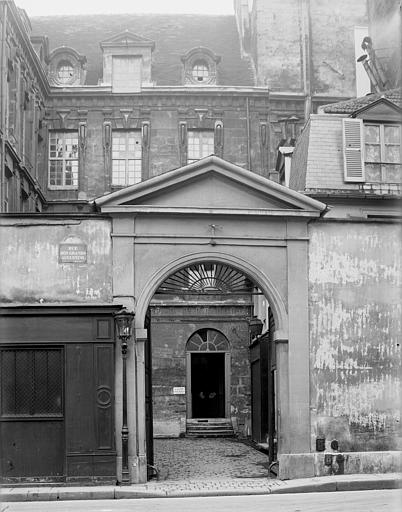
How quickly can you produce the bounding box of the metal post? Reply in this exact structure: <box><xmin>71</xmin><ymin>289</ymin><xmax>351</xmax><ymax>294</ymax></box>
<box><xmin>114</xmin><ymin>308</ymin><xmax>135</xmax><ymax>485</ymax></box>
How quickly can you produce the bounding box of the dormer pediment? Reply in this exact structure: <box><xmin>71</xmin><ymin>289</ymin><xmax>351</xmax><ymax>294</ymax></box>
<box><xmin>100</xmin><ymin>30</ymin><xmax>155</xmax><ymax>50</ymax></box>
<box><xmin>352</xmin><ymin>97</ymin><xmax>402</xmax><ymax>122</ymax></box>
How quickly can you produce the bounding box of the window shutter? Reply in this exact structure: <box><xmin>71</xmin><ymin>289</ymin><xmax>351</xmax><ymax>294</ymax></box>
<box><xmin>343</xmin><ymin>118</ymin><xmax>365</xmax><ymax>182</ymax></box>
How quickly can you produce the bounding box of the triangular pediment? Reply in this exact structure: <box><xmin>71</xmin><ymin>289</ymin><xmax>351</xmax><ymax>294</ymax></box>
<box><xmin>100</xmin><ymin>30</ymin><xmax>155</xmax><ymax>48</ymax></box>
<box><xmin>353</xmin><ymin>98</ymin><xmax>402</xmax><ymax>122</ymax></box>
<box><xmin>95</xmin><ymin>156</ymin><xmax>326</xmax><ymax>215</ymax></box>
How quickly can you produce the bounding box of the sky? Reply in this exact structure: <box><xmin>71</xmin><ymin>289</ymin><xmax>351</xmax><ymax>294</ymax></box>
<box><xmin>15</xmin><ymin>0</ymin><xmax>237</xmax><ymax>16</ymax></box>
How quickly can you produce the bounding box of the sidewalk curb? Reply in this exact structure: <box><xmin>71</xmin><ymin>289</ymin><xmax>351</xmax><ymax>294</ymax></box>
<box><xmin>1</xmin><ymin>475</ymin><xmax>401</xmax><ymax>502</ymax></box>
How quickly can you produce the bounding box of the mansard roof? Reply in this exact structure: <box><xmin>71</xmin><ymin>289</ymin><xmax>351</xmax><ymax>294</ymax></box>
<box><xmin>320</xmin><ymin>88</ymin><xmax>402</xmax><ymax>114</ymax></box>
<box><xmin>30</xmin><ymin>14</ymin><xmax>254</xmax><ymax>86</ymax></box>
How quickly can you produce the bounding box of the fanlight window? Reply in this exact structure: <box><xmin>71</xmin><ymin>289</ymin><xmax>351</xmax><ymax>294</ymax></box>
<box><xmin>187</xmin><ymin>329</ymin><xmax>229</xmax><ymax>352</ymax></box>
<box><xmin>156</xmin><ymin>262</ymin><xmax>256</xmax><ymax>295</ymax></box>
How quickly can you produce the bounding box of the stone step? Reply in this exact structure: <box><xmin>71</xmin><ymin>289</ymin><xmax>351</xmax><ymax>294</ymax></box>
<box><xmin>186</xmin><ymin>418</ymin><xmax>235</xmax><ymax>438</ymax></box>
<box><xmin>187</xmin><ymin>424</ymin><xmax>232</xmax><ymax>431</ymax></box>
<box><xmin>186</xmin><ymin>430</ymin><xmax>235</xmax><ymax>438</ymax></box>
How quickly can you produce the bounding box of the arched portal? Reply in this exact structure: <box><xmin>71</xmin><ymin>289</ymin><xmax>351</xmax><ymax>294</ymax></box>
<box><xmin>147</xmin><ymin>258</ymin><xmax>278</xmax><ymax>469</ymax></box>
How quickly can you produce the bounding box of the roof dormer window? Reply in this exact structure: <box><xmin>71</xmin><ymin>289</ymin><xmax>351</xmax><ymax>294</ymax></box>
<box><xmin>100</xmin><ymin>31</ymin><xmax>155</xmax><ymax>92</ymax></box>
<box><xmin>48</xmin><ymin>47</ymin><xmax>87</xmax><ymax>86</ymax></box>
<box><xmin>182</xmin><ymin>47</ymin><xmax>220</xmax><ymax>85</ymax></box>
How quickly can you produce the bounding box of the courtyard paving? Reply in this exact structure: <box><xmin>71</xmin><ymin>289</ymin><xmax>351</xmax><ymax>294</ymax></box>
<box><xmin>153</xmin><ymin>437</ymin><xmax>271</xmax><ymax>481</ymax></box>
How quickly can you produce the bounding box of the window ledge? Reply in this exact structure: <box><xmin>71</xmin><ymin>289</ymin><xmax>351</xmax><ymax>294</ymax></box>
<box><xmin>48</xmin><ymin>186</ymin><xmax>78</xmax><ymax>191</ymax></box>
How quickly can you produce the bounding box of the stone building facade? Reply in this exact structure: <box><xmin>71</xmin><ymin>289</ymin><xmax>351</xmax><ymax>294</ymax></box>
<box><xmin>0</xmin><ymin>0</ymin><xmax>400</xmax><ymax>485</ymax></box>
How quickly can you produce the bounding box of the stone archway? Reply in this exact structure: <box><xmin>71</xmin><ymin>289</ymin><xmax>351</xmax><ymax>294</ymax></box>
<box><xmin>96</xmin><ymin>156</ymin><xmax>326</xmax><ymax>483</ymax></box>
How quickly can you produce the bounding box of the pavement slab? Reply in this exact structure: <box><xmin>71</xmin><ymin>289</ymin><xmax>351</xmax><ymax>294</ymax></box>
<box><xmin>1</xmin><ymin>438</ymin><xmax>401</xmax><ymax>502</ymax></box>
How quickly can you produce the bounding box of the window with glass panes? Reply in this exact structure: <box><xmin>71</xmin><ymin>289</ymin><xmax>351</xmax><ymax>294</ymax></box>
<box><xmin>192</xmin><ymin>61</ymin><xmax>210</xmax><ymax>82</ymax></box>
<box><xmin>112</xmin><ymin>131</ymin><xmax>142</xmax><ymax>186</ymax></box>
<box><xmin>187</xmin><ymin>130</ymin><xmax>214</xmax><ymax>163</ymax></box>
<box><xmin>364</xmin><ymin>124</ymin><xmax>401</xmax><ymax>183</ymax></box>
<box><xmin>57</xmin><ymin>61</ymin><xmax>74</xmax><ymax>84</ymax></box>
<box><xmin>48</xmin><ymin>132</ymin><xmax>78</xmax><ymax>188</ymax></box>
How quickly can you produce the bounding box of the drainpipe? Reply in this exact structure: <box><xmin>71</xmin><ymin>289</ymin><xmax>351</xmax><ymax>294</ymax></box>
<box><xmin>246</xmin><ymin>96</ymin><xmax>251</xmax><ymax>170</ymax></box>
<box><xmin>301</xmin><ymin>0</ymin><xmax>313</xmax><ymax>119</ymax></box>
<box><xmin>0</xmin><ymin>2</ymin><xmax>8</xmax><ymax>212</ymax></box>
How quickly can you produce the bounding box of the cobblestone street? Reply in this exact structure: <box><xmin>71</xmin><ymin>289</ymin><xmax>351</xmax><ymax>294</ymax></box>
<box><xmin>153</xmin><ymin>438</ymin><xmax>271</xmax><ymax>481</ymax></box>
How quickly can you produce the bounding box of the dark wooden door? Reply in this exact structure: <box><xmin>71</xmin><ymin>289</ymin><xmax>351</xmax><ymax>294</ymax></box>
<box><xmin>145</xmin><ymin>311</ymin><xmax>154</xmax><ymax>476</ymax></box>
<box><xmin>191</xmin><ymin>353</ymin><xmax>225</xmax><ymax>418</ymax></box>
<box><xmin>250</xmin><ymin>334</ymin><xmax>269</xmax><ymax>444</ymax></box>
<box><xmin>65</xmin><ymin>343</ymin><xmax>115</xmax><ymax>480</ymax></box>
<box><xmin>0</xmin><ymin>347</ymin><xmax>65</xmax><ymax>482</ymax></box>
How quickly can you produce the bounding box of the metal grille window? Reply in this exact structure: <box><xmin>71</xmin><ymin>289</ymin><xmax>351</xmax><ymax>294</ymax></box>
<box><xmin>187</xmin><ymin>130</ymin><xmax>214</xmax><ymax>163</ymax></box>
<box><xmin>1</xmin><ymin>348</ymin><xmax>63</xmax><ymax>417</ymax></box>
<box><xmin>112</xmin><ymin>131</ymin><xmax>142</xmax><ymax>186</ymax></box>
<box><xmin>48</xmin><ymin>131</ymin><xmax>78</xmax><ymax>188</ymax></box>
<box><xmin>364</xmin><ymin>124</ymin><xmax>401</xmax><ymax>183</ymax></box>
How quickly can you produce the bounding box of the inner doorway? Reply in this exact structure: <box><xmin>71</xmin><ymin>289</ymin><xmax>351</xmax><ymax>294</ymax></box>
<box><xmin>186</xmin><ymin>328</ymin><xmax>230</xmax><ymax>419</ymax></box>
<box><xmin>191</xmin><ymin>353</ymin><xmax>225</xmax><ymax>418</ymax></box>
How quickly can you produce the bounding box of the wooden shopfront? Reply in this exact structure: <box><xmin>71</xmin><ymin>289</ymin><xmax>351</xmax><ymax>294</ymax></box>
<box><xmin>0</xmin><ymin>305</ymin><xmax>119</xmax><ymax>484</ymax></box>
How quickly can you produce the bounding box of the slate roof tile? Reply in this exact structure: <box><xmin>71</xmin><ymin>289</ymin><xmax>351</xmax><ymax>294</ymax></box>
<box><xmin>30</xmin><ymin>14</ymin><xmax>255</xmax><ymax>86</ymax></box>
<box><xmin>320</xmin><ymin>88</ymin><xmax>402</xmax><ymax>113</ymax></box>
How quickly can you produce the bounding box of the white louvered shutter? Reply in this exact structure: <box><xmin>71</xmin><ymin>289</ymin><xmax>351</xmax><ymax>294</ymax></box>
<box><xmin>343</xmin><ymin>118</ymin><xmax>365</xmax><ymax>182</ymax></box>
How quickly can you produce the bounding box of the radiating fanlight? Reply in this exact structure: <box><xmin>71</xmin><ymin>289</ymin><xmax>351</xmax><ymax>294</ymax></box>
<box><xmin>156</xmin><ymin>262</ymin><xmax>257</xmax><ymax>295</ymax></box>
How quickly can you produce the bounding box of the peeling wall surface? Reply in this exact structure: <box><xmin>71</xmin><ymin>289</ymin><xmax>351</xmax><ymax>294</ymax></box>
<box><xmin>309</xmin><ymin>221</ymin><xmax>401</xmax><ymax>452</ymax></box>
<box><xmin>0</xmin><ymin>218</ymin><xmax>113</xmax><ymax>304</ymax></box>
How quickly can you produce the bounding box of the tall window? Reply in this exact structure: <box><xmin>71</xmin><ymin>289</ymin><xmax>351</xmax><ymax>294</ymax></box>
<box><xmin>364</xmin><ymin>124</ymin><xmax>401</xmax><ymax>183</ymax></box>
<box><xmin>48</xmin><ymin>131</ymin><xmax>78</xmax><ymax>188</ymax></box>
<box><xmin>112</xmin><ymin>130</ymin><xmax>142</xmax><ymax>186</ymax></box>
<box><xmin>187</xmin><ymin>130</ymin><xmax>214</xmax><ymax>163</ymax></box>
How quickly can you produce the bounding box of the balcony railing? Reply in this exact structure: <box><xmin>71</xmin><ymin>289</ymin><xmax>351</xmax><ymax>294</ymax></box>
<box><xmin>359</xmin><ymin>182</ymin><xmax>401</xmax><ymax>195</ymax></box>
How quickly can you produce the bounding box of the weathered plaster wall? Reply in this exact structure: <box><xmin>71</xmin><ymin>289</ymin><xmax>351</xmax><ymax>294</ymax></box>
<box><xmin>368</xmin><ymin>0</ymin><xmax>401</xmax><ymax>88</ymax></box>
<box><xmin>250</xmin><ymin>0</ymin><xmax>367</xmax><ymax>96</ymax></box>
<box><xmin>150</xmin><ymin>302</ymin><xmax>252</xmax><ymax>437</ymax></box>
<box><xmin>0</xmin><ymin>217</ymin><xmax>113</xmax><ymax>303</ymax></box>
<box><xmin>310</xmin><ymin>0</ymin><xmax>367</xmax><ymax>96</ymax></box>
<box><xmin>309</xmin><ymin>221</ymin><xmax>401</xmax><ymax>452</ymax></box>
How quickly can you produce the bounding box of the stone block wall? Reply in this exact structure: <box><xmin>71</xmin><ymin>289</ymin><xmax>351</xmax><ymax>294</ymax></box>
<box><xmin>150</xmin><ymin>302</ymin><xmax>253</xmax><ymax>437</ymax></box>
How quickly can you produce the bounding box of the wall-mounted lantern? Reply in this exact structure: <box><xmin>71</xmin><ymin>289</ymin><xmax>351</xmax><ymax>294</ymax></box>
<box><xmin>249</xmin><ymin>315</ymin><xmax>263</xmax><ymax>341</ymax></box>
<box><xmin>114</xmin><ymin>308</ymin><xmax>135</xmax><ymax>484</ymax></box>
